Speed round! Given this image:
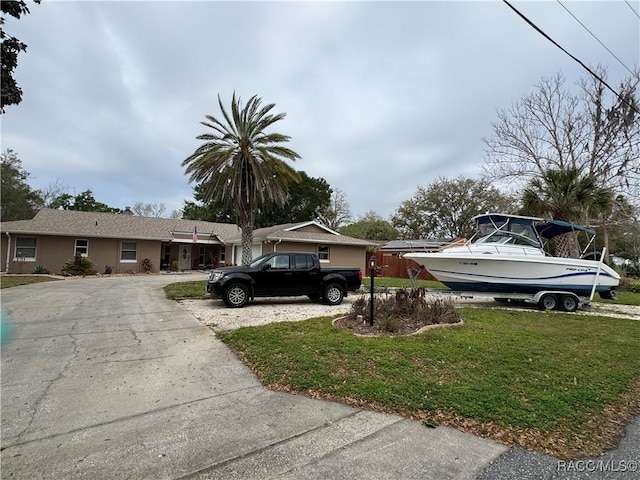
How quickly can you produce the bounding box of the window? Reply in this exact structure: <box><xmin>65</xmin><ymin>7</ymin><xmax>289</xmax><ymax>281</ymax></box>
<box><xmin>266</xmin><ymin>254</ymin><xmax>290</xmax><ymax>269</ymax></box>
<box><xmin>318</xmin><ymin>245</ymin><xmax>330</xmax><ymax>261</ymax></box>
<box><xmin>294</xmin><ymin>254</ymin><xmax>311</xmax><ymax>269</ymax></box>
<box><xmin>15</xmin><ymin>237</ymin><xmax>36</xmax><ymax>261</ymax></box>
<box><xmin>75</xmin><ymin>239</ymin><xmax>89</xmax><ymax>257</ymax></box>
<box><xmin>198</xmin><ymin>247</ymin><xmax>206</xmax><ymax>266</ymax></box>
<box><xmin>120</xmin><ymin>241</ymin><xmax>137</xmax><ymax>262</ymax></box>
<box><xmin>220</xmin><ymin>247</ymin><xmax>226</xmax><ymax>262</ymax></box>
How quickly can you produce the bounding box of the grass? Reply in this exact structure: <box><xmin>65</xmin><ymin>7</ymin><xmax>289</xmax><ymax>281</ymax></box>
<box><xmin>218</xmin><ymin>309</ymin><xmax>640</xmax><ymax>459</ymax></box>
<box><xmin>0</xmin><ymin>275</ymin><xmax>61</xmax><ymax>289</ymax></box>
<box><xmin>599</xmin><ymin>290</ymin><xmax>640</xmax><ymax>306</ymax></box>
<box><xmin>163</xmin><ymin>280</ymin><xmax>208</xmax><ymax>299</ymax></box>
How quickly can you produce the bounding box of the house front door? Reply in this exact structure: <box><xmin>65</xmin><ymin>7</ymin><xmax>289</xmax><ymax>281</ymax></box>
<box><xmin>179</xmin><ymin>246</ymin><xmax>191</xmax><ymax>270</ymax></box>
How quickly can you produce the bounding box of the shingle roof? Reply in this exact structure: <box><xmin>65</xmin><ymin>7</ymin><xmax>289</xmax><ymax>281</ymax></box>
<box><xmin>0</xmin><ymin>209</ymin><xmax>240</xmax><ymax>243</ymax></box>
<box><xmin>249</xmin><ymin>221</ymin><xmax>377</xmax><ymax>247</ymax></box>
<box><xmin>0</xmin><ymin>210</ymin><xmax>375</xmax><ymax>247</ymax></box>
<box><xmin>380</xmin><ymin>239</ymin><xmax>458</xmax><ymax>251</ymax></box>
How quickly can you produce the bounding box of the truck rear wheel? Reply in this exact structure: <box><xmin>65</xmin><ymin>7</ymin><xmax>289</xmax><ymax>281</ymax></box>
<box><xmin>323</xmin><ymin>283</ymin><xmax>344</xmax><ymax>305</ymax></box>
<box><xmin>223</xmin><ymin>283</ymin><xmax>249</xmax><ymax>308</ymax></box>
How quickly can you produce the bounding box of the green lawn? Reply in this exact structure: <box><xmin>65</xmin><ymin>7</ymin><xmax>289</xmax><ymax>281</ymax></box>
<box><xmin>0</xmin><ymin>275</ymin><xmax>62</xmax><ymax>289</ymax></box>
<box><xmin>163</xmin><ymin>280</ymin><xmax>209</xmax><ymax>299</ymax></box>
<box><xmin>218</xmin><ymin>309</ymin><xmax>640</xmax><ymax>459</ymax></box>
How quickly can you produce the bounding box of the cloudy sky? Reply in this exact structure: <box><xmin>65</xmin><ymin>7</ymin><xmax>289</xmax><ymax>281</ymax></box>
<box><xmin>2</xmin><ymin>0</ymin><xmax>638</xmax><ymax>221</ymax></box>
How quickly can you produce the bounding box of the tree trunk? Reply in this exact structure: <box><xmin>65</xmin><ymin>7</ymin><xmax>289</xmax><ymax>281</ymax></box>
<box><xmin>555</xmin><ymin>232</ymin><xmax>580</xmax><ymax>258</ymax></box>
<box><xmin>241</xmin><ymin>227</ymin><xmax>253</xmax><ymax>266</ymax></box>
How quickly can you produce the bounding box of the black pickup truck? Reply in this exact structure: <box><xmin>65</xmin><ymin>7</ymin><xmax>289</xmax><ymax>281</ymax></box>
<box><xmin>206</xmin><ymin>252</ymin><xmax>363</xmax><ymax>307</ymax></box>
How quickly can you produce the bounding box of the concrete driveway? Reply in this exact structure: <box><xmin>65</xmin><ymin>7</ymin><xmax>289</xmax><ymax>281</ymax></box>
<box><xmin>1</xmin><ymin>274</ymin><xmax>509</xmax><ymax>479</ymax></box>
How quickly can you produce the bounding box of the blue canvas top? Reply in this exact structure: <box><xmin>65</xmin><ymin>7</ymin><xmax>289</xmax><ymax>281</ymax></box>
<box><xmin>473</xmin><ymin>213</ymin><xmax>595</xmax><ymax>240</ymax></box>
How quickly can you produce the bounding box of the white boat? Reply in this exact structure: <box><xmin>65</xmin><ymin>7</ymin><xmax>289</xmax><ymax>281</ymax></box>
<box><xmin>403</xmin><ymin>213</ymin><xmax>620</xmax><ymax>300</ymax></box>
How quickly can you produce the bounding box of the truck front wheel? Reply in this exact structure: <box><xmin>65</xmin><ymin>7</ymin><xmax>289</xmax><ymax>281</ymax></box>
<box><xmin>223</xmin><ymin>283</ymin><xmax>249</xmax><ymax>308</ymax></box>
<box><xmin>323</xmin><ymin>283</ymin><xmax>344</xmax><ymax>305</ymax></box>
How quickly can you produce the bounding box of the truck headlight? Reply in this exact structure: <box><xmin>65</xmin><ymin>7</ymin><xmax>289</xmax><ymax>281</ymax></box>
<box><xmin>209</xmin><ymin>271</ymin><xmax>225</xmax><ymax>282</ymax></box>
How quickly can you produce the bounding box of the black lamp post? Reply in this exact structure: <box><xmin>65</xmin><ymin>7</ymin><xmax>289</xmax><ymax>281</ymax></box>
<box><xmin>369</xmin><ymin>254</ymin><xmax>377</xmax><ymax>326</ymax></box>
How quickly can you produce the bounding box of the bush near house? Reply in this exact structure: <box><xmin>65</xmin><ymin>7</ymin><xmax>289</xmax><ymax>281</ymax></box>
<box><xmin>31</xmin><ymin>264</ymin><xmax>49</xmax><ymax>274</ymax></box>
<box><xmin>62</xmin><ymin>253</ymin><xmax>97</xmax><ymax>276</ymax></box>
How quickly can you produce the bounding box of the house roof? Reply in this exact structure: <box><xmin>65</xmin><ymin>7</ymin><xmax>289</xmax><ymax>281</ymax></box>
<box><xmin>248</xmin><ymin>221</ymin><xmax>377</xmax><ymax>247</ymax></box>
<box><xmin>0</xmin><ymin>208</ymin><xmax>241</xmax><ymax>244</ymax></box>
<box><xmin>0</xmin><ymin>210</ymin><xmax>375</xmax><ymax>248</ymax></box>
<box><xmin>380</xmin><ymin>238</ymin><xmax>461</xmax><ymax>252</ymax></box>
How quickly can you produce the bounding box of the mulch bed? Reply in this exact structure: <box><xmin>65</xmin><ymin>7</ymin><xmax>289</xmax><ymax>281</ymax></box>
<box><xmin>333</xmin><ymin>314</ymin><xmax>462</xmax><ymax>336</ymax></box>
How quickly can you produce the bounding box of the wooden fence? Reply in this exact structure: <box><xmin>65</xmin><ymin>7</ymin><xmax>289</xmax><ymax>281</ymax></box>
<box><xmin>365</xmin><ymin>252</ymin><xmax>437</xmax><ymax>281</ymax></box>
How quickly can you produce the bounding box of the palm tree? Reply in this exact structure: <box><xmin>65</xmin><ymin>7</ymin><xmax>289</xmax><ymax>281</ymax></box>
<box><xmin>522</xmin><ymin>168</ymin><xmax>613</xmax><ymax>258</ymax></box>
<box><xmin>182</xmin><ymin>93</ymin><xmax>301</xmax><ymax>265</ymax></box>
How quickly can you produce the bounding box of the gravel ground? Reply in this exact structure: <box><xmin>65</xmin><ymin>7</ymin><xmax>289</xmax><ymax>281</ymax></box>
<box><xmin>179</xmin><ymin>295</ymin><xmax>358</xmax><ymax>331</ymax></box>
<box><xmin>179</xmin><ymin>292</ymin><xmax>639</xmax><ymax>332</ymax></box>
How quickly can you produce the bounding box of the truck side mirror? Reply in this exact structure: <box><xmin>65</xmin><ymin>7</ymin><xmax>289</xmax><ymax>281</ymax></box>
<box><xmin>262</xmin><ymin>263</ymin><xmax>271</xmax><ymax>271</ymax></box>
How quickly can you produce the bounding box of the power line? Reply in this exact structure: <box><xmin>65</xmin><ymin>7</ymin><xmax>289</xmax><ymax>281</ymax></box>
<box><xmin>557</xmin><ymin>0</ymin><xmax>635</xmax><ymax>76</ymax></box>
<box><xmin>624</xmin><ymin>0</ymin><xmax>640</xmax><ymax>19</ymax></box>
<box><xmin>502</xmin><ymin>0</ymin><xmax>640</xmax><ymax>115</ymax></box>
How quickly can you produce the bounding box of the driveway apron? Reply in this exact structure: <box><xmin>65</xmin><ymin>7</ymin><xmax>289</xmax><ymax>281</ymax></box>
<box><xmin>1</xmin><ymin>275</ymin><xmax>506</xmax><ymax>479</ymax></box>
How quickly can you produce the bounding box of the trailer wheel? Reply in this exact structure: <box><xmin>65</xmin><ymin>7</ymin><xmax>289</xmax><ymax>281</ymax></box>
<box><xmin>538</xmin><ymin>293</ymin><xmax>558</xmax><ymax>311</ymax></box>
<box><xmin>560</xmin><ymin>294</ymin><xmax>578</xmax><ymax>313</ymax></box>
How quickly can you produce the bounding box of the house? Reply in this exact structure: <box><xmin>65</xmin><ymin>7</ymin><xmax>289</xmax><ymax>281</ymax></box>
<box><xmin>247</xmin><ymin>222</ymin><xmax>375</xmax><ymax>268</ymax></box>
<box><xmin>0</xmin><ymin>208</ymin><xmax>375</xmax><ymax>275</ymax></box>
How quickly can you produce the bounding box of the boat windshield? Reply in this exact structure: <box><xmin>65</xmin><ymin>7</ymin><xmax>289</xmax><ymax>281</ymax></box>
<box><xmin>476</xmin><ymin>220</ymin><xmax>541</xmax><ymax>248</ymax></box>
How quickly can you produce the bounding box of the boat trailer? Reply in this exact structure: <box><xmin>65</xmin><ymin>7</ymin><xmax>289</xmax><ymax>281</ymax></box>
<box><xmin>406</xmin><ymin>266</ymin><xmax>592</xmax><ymax>313</ymax></box>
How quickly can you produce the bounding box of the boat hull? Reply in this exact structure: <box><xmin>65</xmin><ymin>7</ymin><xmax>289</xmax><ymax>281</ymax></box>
<box><xmin>403</xmin><ymin>252</ymin><xmax>620</xmax><ymax>297</ymax></box>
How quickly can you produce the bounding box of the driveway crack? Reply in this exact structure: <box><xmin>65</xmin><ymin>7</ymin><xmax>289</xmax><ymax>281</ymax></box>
<box><xmin>13</xmin><ymin>334</ymin><xmax>80</xmax><ymax>444</ymax></box>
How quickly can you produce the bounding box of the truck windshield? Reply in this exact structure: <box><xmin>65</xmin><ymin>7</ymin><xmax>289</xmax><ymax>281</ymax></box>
<box><xmin>249</xmin><ymin>254</ymin><xmax>271</xmax><ymax>268</ymax></box>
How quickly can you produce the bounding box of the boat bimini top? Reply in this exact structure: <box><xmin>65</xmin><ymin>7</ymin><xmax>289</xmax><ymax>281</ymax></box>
<box><xmin>472</xmin><ymin>214</ymin><xmax>598</xmax><ymax>256</ymax></box>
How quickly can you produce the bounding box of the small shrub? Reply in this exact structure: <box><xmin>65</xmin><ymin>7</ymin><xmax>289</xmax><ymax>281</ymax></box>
<box><xmin>423</xmin><ymin>297</ymin><xmax>459</xmax><ymax>324</ymax></box>
<box><xmin>169</xmin><ymin>260</ymin><xmax>179</xmax><ymax>271</ymax></box>
<box><xmin>351</xmin><ymin>296</ymin><xmax>367</xmax><ymax>317</ymax></box>
<box><xmin>104</xmin><ymin>265</ymin><xmax>113</xmax><ymax>274</ymax></box>
<box><xmin>142</xmin><ymin>258</ymin><xmax>152</xmax><ymax>272</ymax></box>
<box><xmin>378</xmin><ymin>313</ymin><xmax>400</xmax><ymax>333</ymax></box>
<box><xmin>31</xmin><ymin>264</ymin><xmax>49</xmax><ymax>274</ymax></box>
<box><xmin>618</xmin><ymin>277</ymin><xmax>640</xmax><ymax>293</ymax></box>
<box><xmin>349</xmin><ymin>288</ymin><xmax>461</xmax><ymax>330</ymax></box>
<box><xmin>62</xmin><ymin>253</ymin><xmax>97</xmax><ymax>276</ymax></box>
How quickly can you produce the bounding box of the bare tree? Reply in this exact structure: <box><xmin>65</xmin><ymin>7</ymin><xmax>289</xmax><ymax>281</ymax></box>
<box><xmin>132</xmin><ymin>202</ymin><xmax>167</xmax><ymax>218</ymax></box>
<box><xmin>318</xmin><ymin>188</ymin><xmax>351</xmax><ymax>231</ymax></box>
<box><xmin>36</xmin><ymin>179</ymin><xmax>69</xmax><ymax>209</ymax></box>
<box><xmin>483</xmin><ymin>68</ymin><xmax>640</xmax><ymax>203</ymax></box>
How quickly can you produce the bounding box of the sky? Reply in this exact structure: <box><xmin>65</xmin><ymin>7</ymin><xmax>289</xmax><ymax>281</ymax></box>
<box><xmin>2</xmin><ymin>0</ymin><xmax>639</xmax><ymax>221</ymax></box>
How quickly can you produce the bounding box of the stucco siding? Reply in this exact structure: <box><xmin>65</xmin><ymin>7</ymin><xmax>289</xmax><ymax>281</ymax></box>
<box><xmin>1</xmin><ymin>234</ymin><xmax>163</xmax><ymax>274</ymax></box>
<box><xmin>326</xmin><ymin>245</ymin><xmax>368</xmax><ymax>271</ymax></box>
<box><xmin>271</xmin><ymin>241</ymin><xmax>315</xmax><ymax>254</ymax></box>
